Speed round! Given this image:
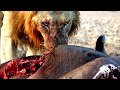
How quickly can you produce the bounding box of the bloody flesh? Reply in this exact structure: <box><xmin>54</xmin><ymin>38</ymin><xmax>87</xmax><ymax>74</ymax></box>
<box><xmin>0</xmin><ymin>51</ymin><xmax>50</xmax><ymax>79</ymax></box>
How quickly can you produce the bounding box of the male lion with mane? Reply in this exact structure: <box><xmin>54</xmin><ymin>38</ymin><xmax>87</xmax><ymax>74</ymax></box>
<box><xmin>1</xmin><ymin>11</ymin><xmax>80</xmax><ymax>64</ymax></box>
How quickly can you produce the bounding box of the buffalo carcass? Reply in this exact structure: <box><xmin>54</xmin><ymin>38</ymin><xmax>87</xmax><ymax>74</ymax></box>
<box><xmin>0</xmin><ymin>45</ymin><xmax>120</xmax><ymax>79</ymax></box>
<box><xmin>28</xmin><ymin>45</ymin><xmax>120</xmax><ymax>79</ymax></box>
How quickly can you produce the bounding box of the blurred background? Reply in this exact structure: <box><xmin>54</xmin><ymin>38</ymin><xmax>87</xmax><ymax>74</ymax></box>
<box><xmin>0</xmin><ymin>11</ymin><xmax>120</xmax><ymax>57</ymax></box>
<box><xmin>69</xmin><ymin>11</ymin><xmax>120</xmax><ymax>56</ymax></box>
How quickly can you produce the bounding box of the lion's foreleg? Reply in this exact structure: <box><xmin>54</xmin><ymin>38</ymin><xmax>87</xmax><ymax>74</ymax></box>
<box><xmin>1</xmin><ymin>26</ymin><xmax>17</xmax><ymax>64</ymax></box>
<box><xmin>0</xmin><ymin>30</ymin><xmax>6</xmax><ymax>64</ymax></box>
<box><xmin>1</xmin><ymin>35</ymin><xmax>17</xmax><ymax>64</ymax></box>
<box><xmin>0</xmin><ymin>11</ymin><xmax>17</xmax><ymax>64</ymax></box>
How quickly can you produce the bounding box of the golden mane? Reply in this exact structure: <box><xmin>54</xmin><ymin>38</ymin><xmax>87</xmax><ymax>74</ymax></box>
<box><xmin>10</xmin><ymin>11</ymin><xmax>42</xmax><ymax>47</ymax></box>
<box><xmin>10</xmin><ymin>11</ymin><xmax>80</xmax><ymax>48</ymax></box>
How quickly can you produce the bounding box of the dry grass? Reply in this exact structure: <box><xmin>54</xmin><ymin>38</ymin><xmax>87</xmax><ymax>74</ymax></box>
<box><xmin>69</xmin><ymin>11</ymin><xmax>120</xmax><ymax>56</ymax></box>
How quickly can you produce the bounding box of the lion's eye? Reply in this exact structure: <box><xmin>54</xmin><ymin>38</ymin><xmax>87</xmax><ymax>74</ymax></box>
<box><xmin>41</xmin><ymin>21</ymin><xmax>50</xmax><ymax>27</ymax></box>
<box><xmin>41</xmin><ymin>21</ymin><xmax>50</xmax><ymax>31</ymax></box>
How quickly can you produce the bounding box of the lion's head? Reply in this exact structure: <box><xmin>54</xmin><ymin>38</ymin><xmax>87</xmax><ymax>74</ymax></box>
<box><xmin>11</xmin><ymin>11</ymin><xmax>80</xmax><ymax>50</ymax></box>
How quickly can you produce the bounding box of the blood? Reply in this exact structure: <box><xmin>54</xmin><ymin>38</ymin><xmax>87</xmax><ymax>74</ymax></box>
<box><xmin>0</xmin><ymin>50</ymin><xmax>50</xmax><ymax>79</ymax></box>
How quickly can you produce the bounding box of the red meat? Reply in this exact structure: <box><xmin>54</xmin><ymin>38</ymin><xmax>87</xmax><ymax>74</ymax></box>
<box><xmin>0</xmin><ymin>50</ymin><xmax>50</xmax><ymax>79</ymax></box>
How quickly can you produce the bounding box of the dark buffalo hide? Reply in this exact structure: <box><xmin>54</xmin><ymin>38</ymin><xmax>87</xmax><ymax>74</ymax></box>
<box><xmin>0</xmin><ymin>45</ymin><xmax>120</xmax><ymax>79</ymax></box>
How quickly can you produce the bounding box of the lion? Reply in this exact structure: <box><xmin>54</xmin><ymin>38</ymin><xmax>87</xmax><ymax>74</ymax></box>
<box><xmin>0</xmin><ymin>11</ymin><xmax>80</xmax><ymax>64</ymax></box>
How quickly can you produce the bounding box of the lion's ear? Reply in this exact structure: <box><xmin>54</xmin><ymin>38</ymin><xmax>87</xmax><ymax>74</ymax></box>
<box><xmin>68</xmin><ymin>11</ymin><xmax>80</xmax><ymax>37</ymax></box>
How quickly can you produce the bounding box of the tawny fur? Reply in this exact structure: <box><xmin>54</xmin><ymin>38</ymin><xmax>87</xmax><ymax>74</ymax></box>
<box><xmin>10</xmin><ymin>11</ymin><xmax>80</xmax><ymax>47</ymax></box>
<box><xmin>0</xmin><ymin>11</ymin><xmax>80</xmax><ymax>63</ymax></box>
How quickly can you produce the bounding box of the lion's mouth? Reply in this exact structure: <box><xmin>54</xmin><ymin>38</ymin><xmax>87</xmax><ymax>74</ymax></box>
<box><xmin>41</xmin><ymin>38</ymin><xmax>55</xmax><ymax>50</ymax></box>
